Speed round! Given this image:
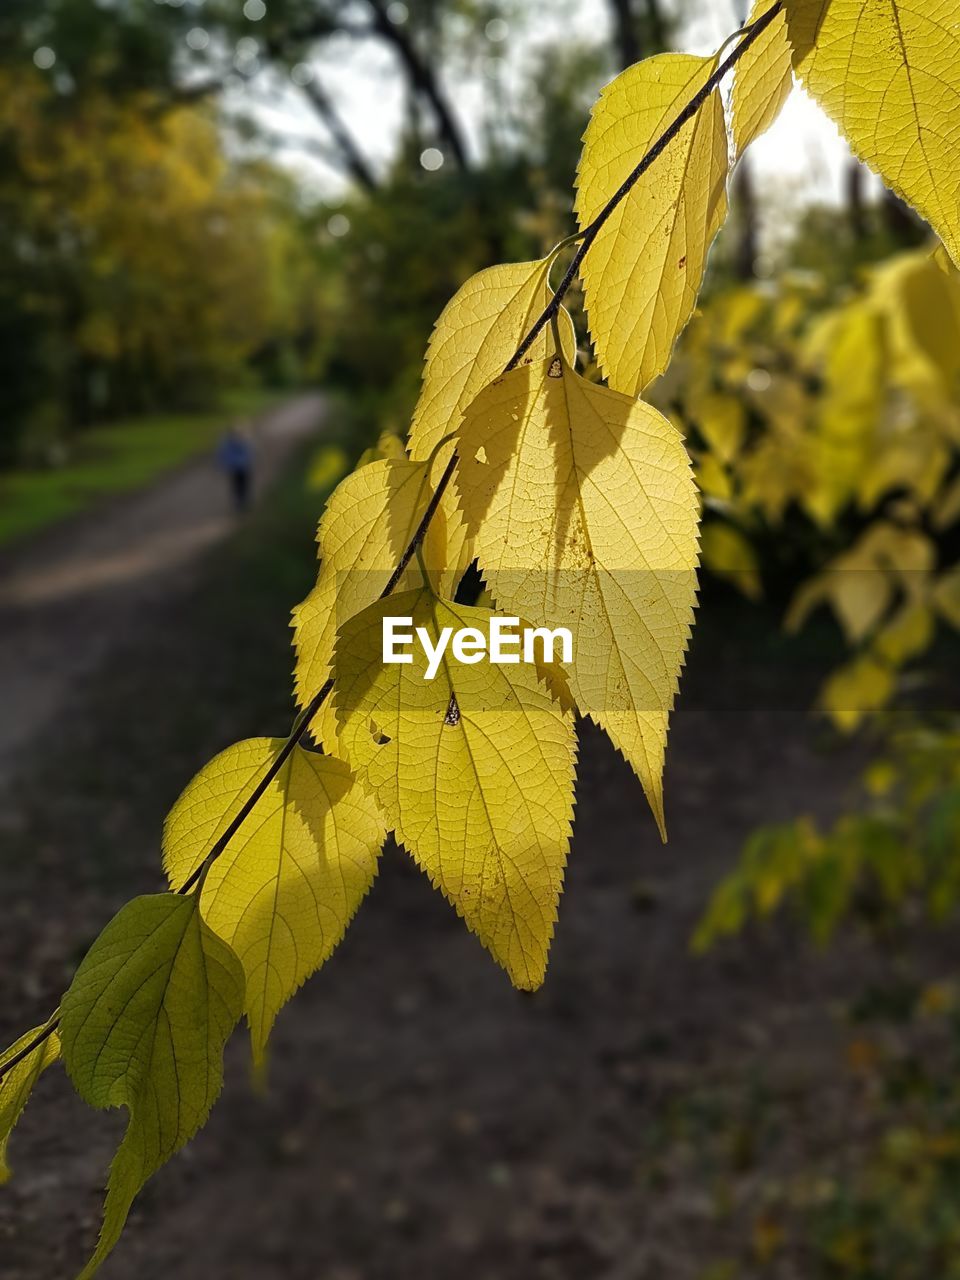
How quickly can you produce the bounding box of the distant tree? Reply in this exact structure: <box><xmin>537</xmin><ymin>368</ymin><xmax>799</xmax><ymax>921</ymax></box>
<box><xmin>606</xmin><ymin>0</ymin><xmax>673</xmax><ymax>69</ymax></box>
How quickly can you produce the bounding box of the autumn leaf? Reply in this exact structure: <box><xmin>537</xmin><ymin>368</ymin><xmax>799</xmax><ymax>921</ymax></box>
<box><xmin>689</xmin><ymin>388</ymin><xmax>747</xmax><ymax>463</ymax></box>
<box><xmin>0</xmin><ymin>1024</ymin><xmax>60</xmax><ymax>1185</ymax></box>
<box><xmin>334</xmin><ymin>589</ymin><xmax>576</xmax><ymax>990</ymax></box>
<box><xmin>163</xmin><ymin>739</ymin><xmax>385</xmax><ymax>1066</ymax></box>
<box><xmin>292</xmin><ymin>456</ymin><xmax>467</xmax><ymax>741</ymax></box>
<box><xmin>787</xmin><ymin>523</ymin><xmax>935</xmax><ymax>644</ymax></box>
<box><xmin>732</xmin><ymin>0</ymin><xmax>793</xmax><ymax>159</ymax></box>
<box><xmin>408</xmin><ymin>258</ymin><xmax>577</xmax><ymax>462</ymax></box>
<box><xmin>576</xmin><ymin>52</ymin><xmax>729</xmax><ymax>395</ymax></box>
<box><xmin>700</xmin><ymin>522</ymin><xmax>762</xmax><ymax>600</ymax></box>
<box><xmin>785</xmin><ymin>0</ymin><xmax>960</xmax><ymax>267</ymax></box>
<box><xmin>872</xmin><ymin>604</ymin><xmax>934</xmax><ymax>665</ymax></box>
<box><xmin>821</xmin><ymin>656</ymin><xmax>896</xmax><ymax>732</ymax></box>
<box><xmin>871</xmin><ymin>249</ymin><xmax>960</xmax><ymax>402</ymax></box>
<box><xmin>406</xmin><ymin>258</ymin><xmax>578</xmax><ymax>592</ymax></box>
<box><xmin>456</xmin><ymin>353</ymin><xmax>700</xmax><ymax>837</ymax></box>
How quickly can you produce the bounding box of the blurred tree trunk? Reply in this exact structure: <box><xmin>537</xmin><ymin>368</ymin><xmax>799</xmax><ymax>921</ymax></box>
<box><xmin>609</xmin><ymin>0</ymin><xmax>641</xmax><ymax>68</ymax></box>
<box><xmin>606</xmin><ymin>0</ymin><xmax>671</xmax><ymax>69</ymax></box>
<box><xmin>881</xmin><ymin>187</ymin><xmax>924</xmax><ymax>244</ymax></box>
<box><xmin>365</xmin><ymin>0</ymin><xmax>469</xmax><ymax>170</ymax></box>
<box><xmin>263</xmin><ymin>21</ymin><xmax>380</xmax><ymax>192</ymax></box>
<box><xmin>733</xmin><ymin>157</ymin><xmax>759</xmax><ymax>279</ymax></box>
<box><xmin>643</xmin><ymin>0</ymin><xmax>669</xmax><ymax>53</ymax></box>
<box><xmin>845</xmin><ymin>161</ymin><xmax>867</xmax><ymax>242</ymax></box>
<box><xmin>268</xmin><ymin>1</ymin><xmax>470</xmax><ymax>182</ymax></box>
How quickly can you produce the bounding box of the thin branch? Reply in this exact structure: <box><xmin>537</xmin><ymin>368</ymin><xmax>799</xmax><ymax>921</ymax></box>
<box><xmin>273</xmin><ymin>1</ymin><xmax>470</xmax><ymax>168</ymax></box>
<box><xmin>181</xmin><ymin>0</ymin><xmax>784</xmax><ymax>887</ymax></box>
<box><xmin>176</xmin><ymin>684</ymin><xmax>333</xmax><ymax>895</ymax></box>
<box><xmin>297</xmin><ymin>78</ymin><xmax>379</xmax><ymax>192</ymax></box>
<box><xmin>247</xmin><ymin>129</ymin><xmax>345</xmax><ymax>174</ymax></box>
<box><xmin>153</xmin><ymin>60</ymin><xmax>375</xmax><ymax>189</ymax></box>
<box><xmin>0</xmin><ymin>0</ymin><xmax>785</xmax><ymax>1084</ymax></box>
<box><xmin>259</xmin><ymin>22</ymin><xmax>380</xmax><ymax>192</ymax></box>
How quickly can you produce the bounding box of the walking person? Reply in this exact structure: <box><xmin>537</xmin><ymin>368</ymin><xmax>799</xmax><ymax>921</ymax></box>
<box><xmin>218</xmin><ymin>426</ymin><xmax>254</xmax><ymax>513</ymax></box>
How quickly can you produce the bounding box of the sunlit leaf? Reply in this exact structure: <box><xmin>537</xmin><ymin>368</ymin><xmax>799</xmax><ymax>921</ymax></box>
<box><xmin>335</xmin><ymin>589</ymin><xmax>576</xmax><ymax>990</ymax></box>
<box><xmin>870</xmin><ymin>249</ymin><xmax>960</xmax><ymax>401</ymax></box>
<box><xmin>163</xmin><ymin>739</ymin><xmax>385</xmax><ymax>1065</ymax></box>
<box><xmin>576</xmin><ymin>52</ymin><xmax>728</xmax><ymax>395</ymax></box>
<box><xmin>292</xmin><ymin>456</ymin><xmax>467</xmax><ymax>740</ymax></box>
<box><xmin>787</xmin><ymin>523</ymin><xmax>934</xmax><ymax>643</ymax></box>
<box><xmin>408</xmin><ymin>258</ymin><xmax>576</xmax><ymax>463</ymax></box>
<box><xmin>689</xmin><ymin>389</ymin><xmax>747</xmax><ymax>463</ymax></box>
<box><xmin>456</xmin><ymin>353</ymin><xmax>700</xmax><ymax>836</ymax></box>
<box><xmin>872</xmin><ymin>603</ymin><xmax>934</xmax><ymax>665</ymax></box>
<box><xmin>0</xmin><ymin>1025</ymin><xmax>60</xmax><ymax>1185</ymax></box>
<box><xmin>785</xmin><ymin>0</ymin><xmax>960</xmax><ymax>267</ymax></box>
<box><xmin>732</xmin><ymin>0</ymin><xmax>794</xmax><ymax>158</ymax></box>
<box><xmin>821</xmin><ymin>656</ymin><xmax>896</xmax><ymax>732</ymax></box>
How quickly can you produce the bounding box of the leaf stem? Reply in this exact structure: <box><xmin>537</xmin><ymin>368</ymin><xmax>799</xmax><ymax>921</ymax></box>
<box><xmin>0</xmin><ymin>1009</ymin><xmax>60</xmax><ymax>1081</ymax></box>
<box><xmin>180</xmin><ymin>0</ymin><xmax>785</xmax><ymax>891</ymax></box>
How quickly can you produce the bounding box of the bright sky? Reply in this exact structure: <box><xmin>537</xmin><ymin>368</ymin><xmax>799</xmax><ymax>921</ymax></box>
<box><xmin>232</xmin><ymin>0</ymin><xmax>874</xmax><ymax>230</ymax></box>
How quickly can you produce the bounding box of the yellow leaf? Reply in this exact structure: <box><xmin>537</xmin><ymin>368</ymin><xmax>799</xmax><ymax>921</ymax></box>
<box><xmin>456</xmin><ymin>354</ymin><xmax>700</xmax><ymax>837</ymax></box>
<box><xmin>689</xmin><ymin>389</ymin><xmax>747</xmax><ymax>463</ymax></box>
<box><xmin>576</xmin><ymin>52</ymin><xmax>729</xmax><ymax>396</ymax></box>
<box><xmin>405</xmin><ymin>260</ymin><xmax>577</xmax><ymax>602</ymax></box>
<box><xmin>787</xmin><ymin>522</ymin><xmax>934</xmax><ymax>642</ymax></box>
<box><xmin>870</xmin><ymin>249</ymin><xmax>960</xmax><ymax>400</ymax></box>
<box><xmin>785</xmin><ymin>0</ymin><xmax>960</xmax><ymax>267</ymax></box>
<box><xmin>374</xmin><ymin>429</ymin><xmax>408</xmax><ymax>461</ymax></box>
<box><xmin>0</xmin><ymin>1025</ymin><xmax>60</xmax><ymax>1185</ymax></box>
<box><xmin>408</xmin><ymin>258</ymin><xmax>576</xmax><ymax>463</ymax></box>
<box><xmin>739</xmin><ymin>432</ymin><xmax>813</xmax><ymax>522</ymax></box>
<box><xmin>933</xmin><ymin>566</ymin><xmax>960</xmax><ymax>628</ymax></box>
<box><xmin>872</xmin><ymin>603</ymin><xmax>934</xmax><ymax>665</ymax></box>
<box><xmin>821</xmin><ymin>657</ymin><xmax>895</xmax><ymax>732</ymax></box>
<box><xmin>803</xmin><ymin>301</ymin><xmax>888</xmax><ymax>522</ymax></box>
<box><xmin>701</xmin><ymin>522</ymin><xmax>762</xmax><ymax>600</ymax></box>
<box><xmin>695</xmin><ymin>452</ymin><xmax>733</xmax><ymax>501</ymax></box>
<box><xmin>163</xmin><ymin>739</ymin><xmax>385</xmax><ymax>1065</ymax></box>
<box><xmin>859</xmin><ymin>437</ymin><xmax>950</xmax><ymax>511</ymax></box>
<box><xmin>306</xmin><ymin>444</ymin><xmax>349</xmax><ymax>493</ymax></box>
<box><xmin>334</xmin><ymin>590</ymin><xmax>576</xmax><ymax>990</ymax></box>
<box><xmin>791</xmin><ymin>567</ymin><xmax>885</xmax><ymax>643</ymax></box>
<box><xmin>292</xmin><ymin>456</ymin><xmax>467</xmax><ymax>738</ymax></box>
<box><xmin>864</xmin><ymin>759</ymin><xmax>898</xmax><ymax>796</ymax></box>
<box><xmin>732</xmin><ymin>0</ymin><xmax>794</xmax><ymax>158</ymax></box>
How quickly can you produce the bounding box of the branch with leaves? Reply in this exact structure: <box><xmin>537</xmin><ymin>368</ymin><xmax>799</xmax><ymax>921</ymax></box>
<box><xmin>4</xmin><ymin>0</ymin><xmax>960</xmax><ymax>1273</ymax></box>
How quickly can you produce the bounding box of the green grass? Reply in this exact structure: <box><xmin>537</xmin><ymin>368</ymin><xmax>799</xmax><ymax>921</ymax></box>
<box><xmin>0</xmin><ymin>388</ymin><xmax>286</xmax><ymax>548</ymax></box>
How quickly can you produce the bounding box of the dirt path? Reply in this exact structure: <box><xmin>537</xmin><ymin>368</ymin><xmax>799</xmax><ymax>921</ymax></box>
<box><xmin>0</xmin><ymin>442</ymin><xmax>939</xmax><ymax>1280</ymax></box>
<box><xmin>0</xmin><ymin>394</ymin><xmax>325</xmax><ymax>784</ymax></box>
<box><xmin>0</xmin><ymin>560</ymin><xmax>890</xmax><ymax>1280</ymax></box>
